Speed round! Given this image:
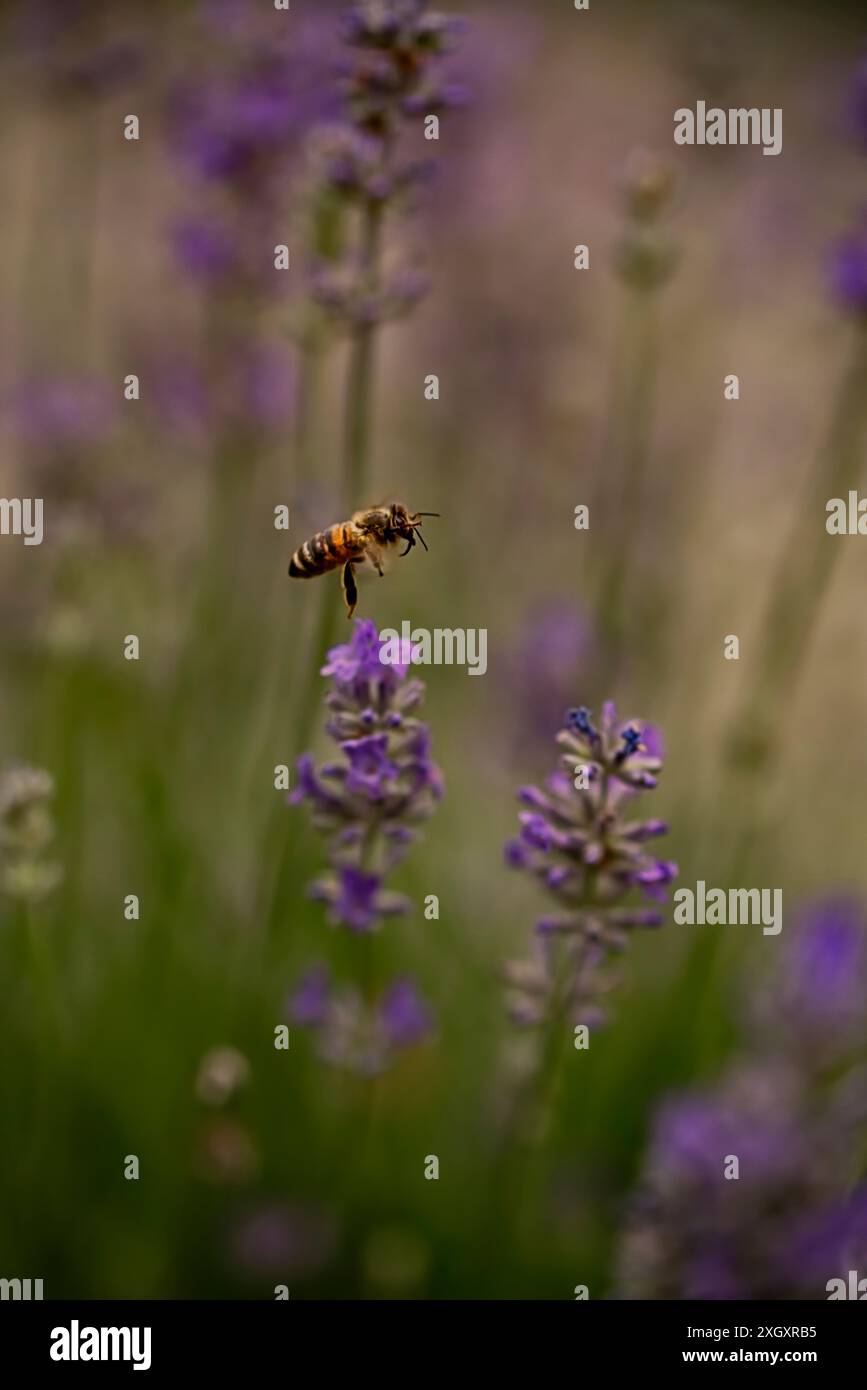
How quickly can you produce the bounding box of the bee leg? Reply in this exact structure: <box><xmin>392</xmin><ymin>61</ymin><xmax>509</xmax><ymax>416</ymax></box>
<box><xmin>342</xmin><ymin>561</ymin><xmax>358</xmax><ymax>618</ymax></box>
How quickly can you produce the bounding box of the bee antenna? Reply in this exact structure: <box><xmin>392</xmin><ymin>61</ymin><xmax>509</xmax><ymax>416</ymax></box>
<box><xmin>415</xmin><ymin>511</ymin><xmax>440</xmax><ymax>518</ymax></box>
<box><xmin>416</xmin><ymin>530</ymin><xmax>429</xmax><ymax>551</ymax></box>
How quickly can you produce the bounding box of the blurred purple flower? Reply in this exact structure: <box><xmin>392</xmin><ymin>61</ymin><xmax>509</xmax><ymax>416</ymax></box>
<box><xmin>341</xmin><ymin>0</ymin><xmax>465</xmax><ymax>60</ymax></box>
<box><xmin>750</xmin><ymin>897</ymin><xmax>867</xmax><ymax>1066</ymax></box>
<box><xmin>168</xmin><ymin>7</ymin><xmax>338</xmax><ymax>190</ymax></box>
<box><xmin>379</xmin><ymin>977</ymin><xmax>433</xmax><ymax>1046</ymax></box>
<box><xmin>618</xmin><ymin>1064</ymin><xmax>867</xmax><ymax>1299</ymax></box>
<box><xmin>505</xmin><ymin>603</ymin><xmax>597</xmax><ymax>753</ymax></box>
<box><xmin>286</xmin><ymin>966</ymin><xmax>433</xmax><ymax>1076</ymax></box>
<box><xmin>146</xmin><ymin>345</ymin><xmax>294</xmax><ymax>442</ymax></box>
<box><xmin>287</xmin><ymin>965</ymin><xmax>331</xmax><ymax>1027</ymax></box>
<box><xmin>171</xmin><ymin>70</ymin><xmax>299</xmax><ymax>184</ymax></box>
<box><xmin>618</xmin><ymin>897</ymin><xmax>867</xmax><ymax>1299</ymax></box>
<box><xmin>779</xmin><ymin>1187</ymin><xmax>867</xmax><ymax>1286</ymax></box>
<box><xmin>830</xmin><ymin>219</ymin><xmax>867</xmax><ymax>314</ymax></box>
<box><xmin>308</xmin><ymin>257</ymin><xmax>430</xmax><ymax>330</ymax></box>
<box><xmin>171</xmin><ymin>217</ymin><xmax>240</xmax><ymax>283</ymax></box>
<box><xmin>298</xmin><ymin>0</ymin><xmax>467</xmax><ymax>328</ymax></box>
<box><xmin>230</xmin><ymin>1202</ymin><xmax>337</xmax><ymax>1279</ymax></box>
<box><xmin>651</xmin><ymin>1086</ymin><xmax>807</xmax><ymax>1194</ymax></box>
<box><xmin>165</xmin><ymin>6</ymin><xmax>339</xmax><ymax>301</ymax></box>
<box><xmin>11</xmin><ymin>374</ymin><xmax>117</xmax><ymax>454</ymax></box>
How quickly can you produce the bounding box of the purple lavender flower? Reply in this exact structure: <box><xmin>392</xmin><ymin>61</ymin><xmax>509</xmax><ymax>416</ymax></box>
<box><xmin>291</xmin><ymin>619</ymin><xmax>443</xmax><ymax>934</ymax></box>
<box><xmin>830</xmin><ymin>217</ymin><xmax>867</xmax><ymax>314</ymax></box>
<box><xmin>780</xmin><ymin>1187</ymin><xmax>867</xmax><ymax>1290</ymax></box>
<box><xmin>168</xmin><ymin>5</ymin><xmax>338</xmax><ymax>191</ymax></box>
<box><xmin>310</xmin><ymin>864</ymin><xmax>410</xmax><ymax>934</ymax></box>
<box><xmin>617</xmin><ymin>1062</ymin><xmax>867</xmax><ymax>1300</ymax></box>
<box><xmin>504</xmin><ymin>602</ymin><xmax>597</xmax><ymax>756</ymax></box>
<box><xmin>749</xmin><ymin>897</ymin><xmax>867</xmax><ymax>1067</ymax></box>
<box><xmin>287</xmin><ymin>964</ymin><xmax>433</xmax><ymax>1076</ymax></box>
<box><xmin>341</xmin><ymin>1</ymin><xmax>465</xmax><ymax>136</ymax></box>
<box><xmin>298</xmin><ymin>0</ymin><xmax>466</xmax><ymax>332</ymax></box>
<box><xmin>165</xmin><ymin>8</ymin><xmax>338</xmax><ymax>302</ymax></box>
<box><xmin>617</xmin><ymin>900</ymin><xmax>867</xmax><ymax>1299</ymax></box>
<box><xmin>504</xmin><ymin>702</ymin><xmax>675</xmax><ymax>1029</ymax></box>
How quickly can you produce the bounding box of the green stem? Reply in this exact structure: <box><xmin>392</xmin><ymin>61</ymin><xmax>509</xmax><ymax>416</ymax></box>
<box><xmin>343</xmin><ymin>199</ymin><xmax>384</xmax><ymax>511</ymax></box>
<box><xmin>264</xmin><ymin>171</ymin><xmax>389</xmax><ymax>937</ymax></box>
<box><xmin>294</xmin><ymin>329</ymin><xmax>324</xmax><ymax>485</ymax></box>
<box><xmin>293</xmin><ymin>197</ymin><xmax>386</xmax><ymax>763</ymax></box>
<box><xmin>722</xmin><ymin>323</ymin><xmax>867</xmax><ymax>866</ymax></box>
<box><xmin>358</xmin><ymin>819</ymin><xmax>381</xmax><ymax>1004</ymax></box>
<box><xmin>23</xmin><ymin>898</ymin><xmax>63</xmax><ymax>1045</ymax></box>
<box><xmin>596</xmin><ymin>286</ymin><xmax>659</xmax><ymax>684</ymax></box>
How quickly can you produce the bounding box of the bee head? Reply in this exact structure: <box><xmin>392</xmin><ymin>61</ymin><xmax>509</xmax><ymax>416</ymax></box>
<box><xmin>390</xmin><ymin>503</ymin><xmax>413</xmax><ymax>533</ymax></box>
<box><xmin>390</xmin><ymin>503</ymin><xmax>439</xmax><ymax>555</ymax></box>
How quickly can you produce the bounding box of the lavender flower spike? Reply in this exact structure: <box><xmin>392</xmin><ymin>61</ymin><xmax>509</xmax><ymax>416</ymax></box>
<box><xmin>617</xmin><ymin>902</ymin><xmax>867</xmax><ymax>1299</ymax></box>
<box><xmin>287</xmin><ymin>966</ymin><xmax>433</xmax><ymax>1077</ymax></box>
<box><xmin>504</xmin><ymin>702</ymin><xmax>676</xmax><ymax>1029</ymax></box>
<box><xmin>291</xmin><ymin>618</ymin><xmax>443</xmax><ymax>933</ymax></box>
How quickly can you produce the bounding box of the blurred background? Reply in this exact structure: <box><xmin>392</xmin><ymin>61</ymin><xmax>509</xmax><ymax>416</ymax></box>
<box><xmin>1</xmin><ymin>0</ymin><xmax>867</xmax><ymax>1299</ymax></box>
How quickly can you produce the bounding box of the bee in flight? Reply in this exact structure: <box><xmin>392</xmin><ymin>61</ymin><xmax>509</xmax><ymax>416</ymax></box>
<box><xmin>288</xmin><ymin>502</ymin><xmax>438</xmax><ymax>617</ymax></box>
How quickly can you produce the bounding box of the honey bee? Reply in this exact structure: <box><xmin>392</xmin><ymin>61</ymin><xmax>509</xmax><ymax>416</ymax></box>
<box><xmin>288</xmin><ymin>502</ymin><xmax>438</xmax><ymax>617</ymax></box>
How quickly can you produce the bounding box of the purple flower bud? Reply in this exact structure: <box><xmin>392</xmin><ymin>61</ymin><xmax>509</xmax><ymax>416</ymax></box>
<box><xmin>287</xmin><ymin>965</ymin><xmax>331</xmax><ymax>1027</ymax></box>
<box><xmin>334</xmin><ymin>866</ymin><xmax>386</xmax><ymax>934</ymax></box>
<box><xmin>342</xmin><ymin>734</ymin><xmax>400</xmax><ymax>797</ymax></box>
<box><xmin>379</xmin><ymin>977</ymin><xmax>433</xmax><ymax>1046</ymax></box>
<box><xmin>831</xmin><ymin>221</ymin><xmax>867</xmax><ymax>313</ymax></box>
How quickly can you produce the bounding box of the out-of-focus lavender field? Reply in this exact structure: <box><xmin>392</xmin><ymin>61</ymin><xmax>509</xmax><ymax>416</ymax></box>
<box><xmin>1</xmin><ymin>0</ymin><xmax>867</xmax><ymax>1300</ymax></box>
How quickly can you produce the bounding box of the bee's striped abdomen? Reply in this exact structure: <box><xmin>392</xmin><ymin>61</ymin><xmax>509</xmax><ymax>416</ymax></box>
<box><xmin>289</xmin><ymin>524</ymin><xmax>360</xmax><ymax>578</ymax></box>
